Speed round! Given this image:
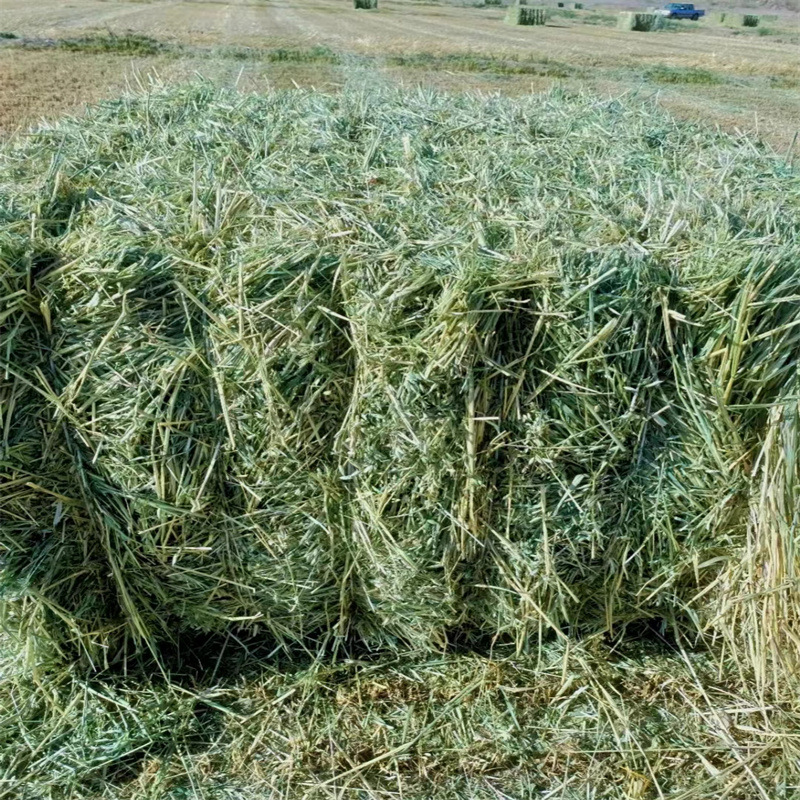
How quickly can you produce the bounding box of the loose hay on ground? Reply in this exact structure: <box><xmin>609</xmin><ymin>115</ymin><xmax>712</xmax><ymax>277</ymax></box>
<box><xmin>3</xmin><ymin>638</ymin><xmax>799</xmax><ymax>799</ymax></box>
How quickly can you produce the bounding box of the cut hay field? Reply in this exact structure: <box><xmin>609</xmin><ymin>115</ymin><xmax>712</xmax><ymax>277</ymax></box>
<box><xmin>2</xmin><ymin>0</ymin><xmax>800</xmax><ymax>147</ymax></box>
<box><xmin>4</xmin><ymin>3</ymin><xmax>800</xmax><ymax>800</ymax></box>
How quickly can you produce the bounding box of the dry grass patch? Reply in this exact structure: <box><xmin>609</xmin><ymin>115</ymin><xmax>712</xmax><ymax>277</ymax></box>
<box><xmin>0</xmin><ymin>50</ymin><xmax>151</xmax><ymax>133</ymax></box>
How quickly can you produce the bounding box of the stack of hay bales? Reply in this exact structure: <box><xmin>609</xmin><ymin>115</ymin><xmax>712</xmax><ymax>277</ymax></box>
<box><xmin>354</xmin><ymin>0</ymin><xmax>377</xmax><ymax>8</ymax></box>
<box><xmin>506</xmin><ymin>5</ymin><xmax>547</xmax><ymax>24</ymax></box>
<box><xmin>618</xmin><ymin>11</ymin><xmax>663</xmax><ymax>30</ymax></box>
<box><xmin>2</xmin><ymin>85</ymin><xmax>800</xmax><ymax>687</ymax></box>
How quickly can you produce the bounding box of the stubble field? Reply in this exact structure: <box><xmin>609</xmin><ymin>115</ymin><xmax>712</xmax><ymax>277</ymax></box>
<box><xmin>2</xmin><ymin>0</ymin><xmax>800</xmax><ymax>147</ymax></box>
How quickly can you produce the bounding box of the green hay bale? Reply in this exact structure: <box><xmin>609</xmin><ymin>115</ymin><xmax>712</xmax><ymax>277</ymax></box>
<box><xmin>618</xmin><ymin>11</ymin><xmax>663</xmax><ymax>30</ymax></box>
<box><xmin>717</xmin><ymin>12</ymin><xmax>761</xmax><ymax>27</ymax></box>
<box><xmin>484</xmin><ymin>0</ymin><xmax>503</xmax><ymax>5</ymax></box>
<box><xmin>572</xmin><ymin>2</ymin><xmax>583</xmax><ymax>8</ymax></box>
<box><xmin>505</xmin><ymin>5</ymin><xmax>547</xmax><ymax>24</ymax></box>
<box><xmin>3</xmin><ymin>85</ymin><xmax>800</xmax><ymax>679</ymax></box>
<box><xmin>354</xmin><ymin>0</ymin><xmax>377</xmax><ymax>8</ymax></box>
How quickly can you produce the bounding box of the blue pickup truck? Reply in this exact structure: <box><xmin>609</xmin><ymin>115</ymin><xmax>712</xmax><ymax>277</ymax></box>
<box><xmin>658</xmin><ymin>3</ymin><xmax>705</xmax><ymax>19</ymax></box>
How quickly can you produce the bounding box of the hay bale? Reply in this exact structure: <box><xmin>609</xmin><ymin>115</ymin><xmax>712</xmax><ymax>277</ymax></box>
<box><xmin>505</xmin><ymin>5</ymin><xmax>547</xmax><ymax>24</ymax></box>
<box><xmin>484</xmin><ymin>0</ymin><xmax>503</xmax><ymax>6</ymax></box>
<box><xmin>742</xmin><ymin>13</ymin><xmax>759</xmax><ymax>26</ymax></box>
<box><xmin>354</xmin><ymin>0</ymin><xmax>377</xmax><ymax>8</ymax></box>
<box><xmin>618</xmin><ymin>11</ymin><xmax>663</xmax><ymax>30</ymax></box>
<box><xmin>3</xmin><ymin>85</ymin><xmax>800</xmax><ymax>676</ymax></box>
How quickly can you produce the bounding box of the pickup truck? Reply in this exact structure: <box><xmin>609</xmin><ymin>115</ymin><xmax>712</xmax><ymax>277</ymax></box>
<box><xmin>658</xmin><ymin>3</ymin><xmax>705</xmax><ymax>19</ymax></box>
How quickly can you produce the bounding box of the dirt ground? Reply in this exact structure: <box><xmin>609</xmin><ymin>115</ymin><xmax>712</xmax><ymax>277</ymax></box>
<box><xmin>1</xmin><ymin>0</ymin><xmax>800</xmax><ymax>148</ymax></box>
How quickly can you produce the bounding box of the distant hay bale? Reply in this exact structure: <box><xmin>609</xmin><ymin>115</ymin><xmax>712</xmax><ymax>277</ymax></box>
<box><xmin>712</xmin><ymin>12</ymin><xmax>760</xmax><ymax>27</ymax></box>
<box><xmin>572</xmin><ymin>2</ymin><xmax>583</xmax><ymax>8</ymax></box>
<box><xmin>557</xmin><ymin>2</ymin><xmax>564</xmax><ymax>6</ymax></box>
<box><xmin>354</xmin><ymin>0</ymin><xmax>377</xmax><ymax>8</ymax></box>
<box><xmin>618</xmin><ymin>11</ymin><xmax>662</xmax><ymax>30</ymax></box>
<box><xmin>505</xmin><ymin>5</ymin><xmax>547</xmax><ymax>24</ymax></box>
<box><xmin>484</xmin><ymin>0</ymin><xmax>503</xmax><ymax>6</ymax></box>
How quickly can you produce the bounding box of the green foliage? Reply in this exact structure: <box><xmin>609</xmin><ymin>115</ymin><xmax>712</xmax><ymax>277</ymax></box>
<box><xmin>212</xmin><ymin>44</ymin><xmax>340</xmax><ymax>62</ymax></box>
<box><xmin>742</xmin><ymin>13</ymin><xmax>760</xmax><ymax>26</ymax></box>
<box><xmin>645</xmin><ymin>64</ymin><xmax>726</xmax><ymax>84</ymax></box>
<box><xmin>0</xmin><ymin>31</ymin><xmax>18</xmax><ymax>39</ymax></box>
<box><xmin>386</xmin><ymin>50</ymin><xmax>578</xmax><ymax>77</ymax></box>
<box><xmin>58</xmin><ymin>33</ymin><xmax>163</xmax><ymax>54</ymax></box>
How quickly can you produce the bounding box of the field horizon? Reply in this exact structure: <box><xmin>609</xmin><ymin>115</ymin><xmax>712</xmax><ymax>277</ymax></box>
<box><xmin>2</xmin><ymin>0</ymin><xmax>800</xmax><ymax>148</ymax></box>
